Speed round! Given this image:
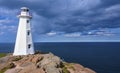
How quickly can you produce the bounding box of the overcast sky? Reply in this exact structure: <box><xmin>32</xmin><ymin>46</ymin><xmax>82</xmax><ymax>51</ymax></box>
<box><xmin>0</xmin><ymin>0</ymin><xmax>120</xmax><ymax>42</ymax></box>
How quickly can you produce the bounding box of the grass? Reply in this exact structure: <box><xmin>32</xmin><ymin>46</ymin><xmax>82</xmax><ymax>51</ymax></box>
<box><xmin>62</xmin><ymin>66</ymin><xmax>70</xmax><ymax>73</ymax></box>
<box><xmin>0</xmin><ymin>67</ymin><xmax>8</xmax><ymax>73</ymax></box>
<box><xmin>61</xmin><ymin>62</ymin><xmax>73</xmax><ymax>73</ymax></box>
<box><xmin>0</xmin><ymin>63</ymin><xmax>15</xmax><ymax>73</ymax></box>
<box><xmin>0</xmin><ymin>53</ymin><xmax>16</xmax><ymax>73</ymax></box>
<box><xmin>0</xmin><ymin>53</ymin><xmax>6</xmax><ymax>58</ymax></box>
<box><xmin>12</xmin><ymin>56</ymin><xmax>22</xmax><ymax>61</ymax></box>
<box><xmin>62</xmin><ymin>62</ymin><xmax>76</xmax><ymax>73</ymax></box>
<box><xmin>63</xmin><ymin>63</ymin><xmax>75</xmax><ymax>71</ymax></box>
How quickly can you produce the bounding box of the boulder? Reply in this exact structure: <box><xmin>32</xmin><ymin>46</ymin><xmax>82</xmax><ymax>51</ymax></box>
<box><xmin>37</xmin><ymin>53</ymin><xmax>63</xmax><ymax>73</ymax></box>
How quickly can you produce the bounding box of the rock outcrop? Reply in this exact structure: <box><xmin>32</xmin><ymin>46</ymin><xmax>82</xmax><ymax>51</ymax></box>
<box><xmin>0</xmin><ymin>53</ymin><xmax>96</xmax><ymax>73</ymax></box>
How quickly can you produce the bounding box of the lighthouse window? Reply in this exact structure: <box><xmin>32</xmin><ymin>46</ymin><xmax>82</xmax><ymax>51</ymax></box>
<box><xmin>28</xmin><ymin>44</ymin><xmax>31</xmax><ymax>49</ymax></box>
<box><xmin>27</xmin><ymin>20</ymin><xmax>29</xmax><ymax>23</ymax></box>
<box><xmin>23</xmin><ymin>9</ymin><xmax>29</xmax><ymax>12</ymax></box>
<box><xmin>27</xmin><ymin>30</ymin><xmax>30</xmax><ymax>35</ymax></box>
<box><xmin>26</xmin><ymin>9</ymin><xmax>29</xmax><ymax>12</ymax></box>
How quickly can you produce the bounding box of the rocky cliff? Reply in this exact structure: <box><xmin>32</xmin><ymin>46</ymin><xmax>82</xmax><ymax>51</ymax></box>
<box><xmin>0</xmin><ymin>53</ymin><xmax>96</xmax><ymax>73</ymax></box>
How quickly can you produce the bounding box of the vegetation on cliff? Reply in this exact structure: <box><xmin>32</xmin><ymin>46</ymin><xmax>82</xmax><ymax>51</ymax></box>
<box><xmin>0</xmin><ymin>53</ymin><xmax>6</xmax><ymax>58</ymax></box>
<box><xmin>0</xmin><ymin>53</ymin><xmax>96</xmax><ymax>73</ymax></box>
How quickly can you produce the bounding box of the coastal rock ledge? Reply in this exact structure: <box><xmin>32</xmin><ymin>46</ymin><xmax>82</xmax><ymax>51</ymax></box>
<box><xmin>0</xmin><ymin>53</ymin><xmax>96</xmax><ymax>73</ymax></box>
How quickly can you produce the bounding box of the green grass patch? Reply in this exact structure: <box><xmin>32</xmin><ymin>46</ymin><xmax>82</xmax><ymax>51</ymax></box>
<box><xmin>0</xmin><ymin>67</ymin><xmax>8</xmax><ymax>73</ymax></box>
<box><xmin>62</xmin><ymin>67</ymin><xmax>70</xmax><ymax>73</ymax></box>
<box><xmin>61</xmin><ymin>62</ymin><xmax>72</xmax><ymax>73</ymax></box>
<box><xmin>0</xmin><ymin>53</ymin><xmax>6</xmax><ymax>58</ymax></box>
<box><xmin>0</xmin><ymin>63</ymin><xmax>15</xmax><ymax>73</ymax></box>
<box><xmin>63</xmin><ymin>63</ymin><xmax>75</xmax><ymax>71</ymax></box>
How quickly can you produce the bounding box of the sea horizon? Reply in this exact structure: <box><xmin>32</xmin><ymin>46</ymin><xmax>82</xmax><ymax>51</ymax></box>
<box><xmin>1</xmin><ymin>41</ymin><xmax>120</xmax><ymax>43</ymax></box>
<box><xmin>0</xmin><ymin>42</ymin><xmax>120</xmax><ymax>73</ymax></box>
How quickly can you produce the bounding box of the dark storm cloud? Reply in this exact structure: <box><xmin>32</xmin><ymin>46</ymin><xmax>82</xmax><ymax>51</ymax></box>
<box><xmin>101</xmin><ymin>0</ymin><xmax>120</xmax><ymax>7</ymax></box>
<box><xmin>0</xmin><ymin>0</ymin><xmax>120</xmax><ymax>34</ymax></box>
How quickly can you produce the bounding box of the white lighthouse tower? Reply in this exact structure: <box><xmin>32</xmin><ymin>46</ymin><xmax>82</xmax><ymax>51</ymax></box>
<box><xmin>13</xmin><ymin>7</ymin><xmax>35</xmax><ymax>56</ymax></box>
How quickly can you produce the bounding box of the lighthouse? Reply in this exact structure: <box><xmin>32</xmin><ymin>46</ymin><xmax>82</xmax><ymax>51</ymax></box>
<box><xmin>13</xmin><ymin>7</ymin><xmax>34</xmax><ymax>56</ymax></box>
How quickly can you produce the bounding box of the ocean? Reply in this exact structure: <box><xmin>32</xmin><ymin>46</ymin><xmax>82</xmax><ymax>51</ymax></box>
<box><xmin>0</xmin><ymin>42</ymin><xmax>120</xmax><ymax>73</ymax></box>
